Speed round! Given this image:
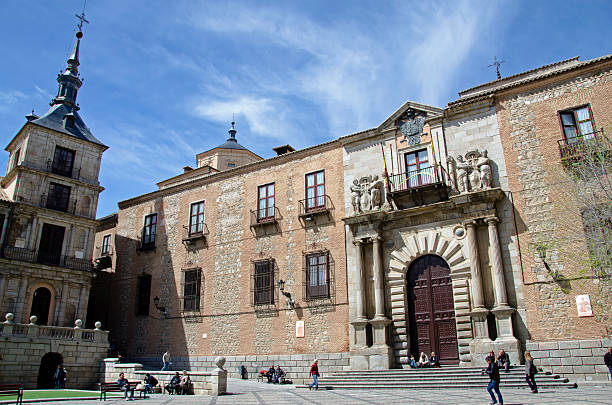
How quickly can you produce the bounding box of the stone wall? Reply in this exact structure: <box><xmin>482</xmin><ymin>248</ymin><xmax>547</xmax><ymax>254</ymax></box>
<box><xmin>526</xmin><ymin>338</ymin><xmax>611</xmax><ymax>381</ymax></box>
<box><xmin>0</xmin><ymin>318</ymin><xmax>109</xmax><ymax>389</ymax></box>
<box><xmin>130</xmin><ymin>352</ymin><xmax>350</xmax><ymax>385</ymax></box>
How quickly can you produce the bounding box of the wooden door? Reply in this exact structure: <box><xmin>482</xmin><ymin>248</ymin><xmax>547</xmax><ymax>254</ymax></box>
<box><xmin>407</xmin><ymin>255</ymin><xmax>459</xmax><ymax>364</ymax></box>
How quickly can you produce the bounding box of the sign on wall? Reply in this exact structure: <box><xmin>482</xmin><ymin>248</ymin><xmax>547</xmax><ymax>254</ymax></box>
<box><xmin>296</xmin><ymin>321</ymin><xmax>305</xmax><ymax>338</ymax></box>
<box><xmin>576</xmin><ymin>295</ymin><xmax>593</xmax><ymax>317</ymax></box>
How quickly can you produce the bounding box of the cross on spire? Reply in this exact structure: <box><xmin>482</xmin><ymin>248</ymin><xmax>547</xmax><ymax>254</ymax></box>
<box><xmin>75</xmin><ymin>0</ymin><xmax>89</xmax><ymax>32</ymax></box>
<box><xmin>488</xmin><ymin>56</ymin><xmax>505</xmax><ymax>80</ymax></box>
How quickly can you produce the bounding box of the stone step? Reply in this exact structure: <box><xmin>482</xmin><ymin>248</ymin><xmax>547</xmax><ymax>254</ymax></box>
<box><xmin>295</xmin><ymin>367</ymin><xmax>577</xmax><ymax>390</ymax></box>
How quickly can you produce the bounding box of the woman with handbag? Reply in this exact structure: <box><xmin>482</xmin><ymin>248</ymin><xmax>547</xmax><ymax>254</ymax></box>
<box><xmin>524</xmin><ymin>351</ymin><xmax>538</xmax><ymax>393</ymax></box>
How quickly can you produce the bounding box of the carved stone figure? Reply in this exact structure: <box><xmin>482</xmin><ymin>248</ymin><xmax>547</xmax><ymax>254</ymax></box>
<box><xmin>359</xmin><ymin>178</ymin><xmax>371</xmax><ymax>212</ymax></box>
<box><xmin>456</xmin><ymin>155</ymin><xmax>470</xmax><ymax>193</ymax></box>
<box><xmin>350</xmin><ymin>179</ymin><xmax>362</xmax><ymax>213</ymax></box>
<box><xmin>469</xmin><ymin>166</ymin><xmax>481</xmax><ymax>190</ymax></box>
<box><xmin>447</xmin><ymin>156</ymin><xmax>457</xmax><ymax>191</ymax></box>
<box><xmin>477</xmin><ymin>149</ymin><xmax>492</xmax><ymax>189</ymax></box>
<box><xmin>368</xmin><ymin>175</ymin><xmax>384</xmax><ymax>210</ymax></box>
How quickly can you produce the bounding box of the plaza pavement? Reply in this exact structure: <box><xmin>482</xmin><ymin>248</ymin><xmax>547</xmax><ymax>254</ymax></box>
<box><xmin>37</xmin><ymin>378</ymin><xmax>612</xmax><ymax>405</ymax></box>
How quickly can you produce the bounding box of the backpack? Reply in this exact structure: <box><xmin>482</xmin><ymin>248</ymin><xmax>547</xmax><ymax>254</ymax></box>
<box><xmin>149</xmin><ymin>376</ymin><xmax>158</xmax><ymax>386</ymax></box>
<box><xmin>530</xmin><ymin>363</ymin><xmax>538</xmax><ymax>375</ymax></box>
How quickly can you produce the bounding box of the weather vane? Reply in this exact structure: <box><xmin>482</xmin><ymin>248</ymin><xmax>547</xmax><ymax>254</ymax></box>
<box><xmin>75</xmin><ymin>0</ymin><xmax>90</xmax><ymax>32</ymax></box>
<box><xmin>488</xmin><ymin>56</ymin><xmax>505</xmax><ymax>80</ymax></box>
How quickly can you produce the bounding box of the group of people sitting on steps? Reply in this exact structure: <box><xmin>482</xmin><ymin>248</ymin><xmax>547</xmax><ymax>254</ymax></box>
<box><xmin>408</xmin><ymin>351</ymin><xmax>441</xmax><ymax>368</ymax></box>
<box><xmin>164</xmin><ymin>371</ymin><xmax>192</xmax><ymax>395</ymax></box>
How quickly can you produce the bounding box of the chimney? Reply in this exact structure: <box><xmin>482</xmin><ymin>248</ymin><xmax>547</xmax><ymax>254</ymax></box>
<box><xmin>272</xmin><ymin>144</ymin><xmax>296</xmax><ymax>156</ymax></box>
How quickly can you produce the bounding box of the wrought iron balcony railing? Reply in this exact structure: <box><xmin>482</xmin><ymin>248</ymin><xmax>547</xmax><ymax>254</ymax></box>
<box><xmin>389</xmin><ymin>166</ymin><xmax>446</xmax><ymax>193</ymax></box>
<box><xmin>558</xmin><ymin>128</ymin><xmax>610</xmax><ymax>159</ymax></box>
<box><xmin>250</xmin><ymin>206</ymin><xmax>280</xmax><ymax>227</ymax></box>
<box><xmin>182</xmin><ymin>223</ymin><xmax>209</xmax><ymax>243</ymax></box>
<box><xmin>2</xmin><ymin>246</ymin><xmax>93</xmax><ymax>272</ymax></box>
<box><xmin>298</xmin><ymin>195</ymin><xmax>333</xmax><ymax>218</ymax></box>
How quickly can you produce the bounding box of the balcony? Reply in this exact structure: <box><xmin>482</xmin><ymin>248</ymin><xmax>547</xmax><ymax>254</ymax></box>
<box><xmin>558</xmin><ymin>128</ymin><xmax>610</xmax><ymax>160</ymax></box>
<box><xmin>182</xmin><ymin>223</ymin><xmax>209</xmax><ymax>245</ymax></box>
<box><xmin>40</xmin><ymin>193</ymin><xmax>76</xmax><ymax>214</ymax></box>
<box><xmin>46</xmin><ymin>159</ymin><xmax>82</xmax><ymax>180</ymax></box>
<box><xmin>94</xmin><ymin>246</ymin><xmax>113</xmax><ymax>270</ymax></box>
<box><xmin>2</xmin><ymin>246</ymin><xmax>93</xmax><ymax>272</ymax></box>
<box><xmin>298</xmin><ymin>195</ymin><xmax>333</xmax><ymax>223</ymax></box>
<box><xmin>250</xmin><ymin>206</ymin><xmax>280</xmax><ymax>228</ymax></box>
<box><xmin>388</xmin><ymin>166</ymin><xmax>450</xmax><ymax>209</ymax></box>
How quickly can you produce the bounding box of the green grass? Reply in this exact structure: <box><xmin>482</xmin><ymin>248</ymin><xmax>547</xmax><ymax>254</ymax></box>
<box><xmin>0</xmin><ymin>389</ymin><xmax>121</xmax><ymax>402</ymax></box>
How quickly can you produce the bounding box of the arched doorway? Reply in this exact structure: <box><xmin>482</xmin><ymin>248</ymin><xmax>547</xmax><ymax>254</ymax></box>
<box><xmin>37</xmin><ymin>352</ymin><xmax>63</xmax><ymax>388</ymax></box>
<box><xmin>30</xmin><ymin>287</ymin><xmax>52</xmax><ymax>325</ymax></box>
<box><xmin>407</xmin><ymin>255</ymin><xmax>459</xmax><ymax>364</ymax></box>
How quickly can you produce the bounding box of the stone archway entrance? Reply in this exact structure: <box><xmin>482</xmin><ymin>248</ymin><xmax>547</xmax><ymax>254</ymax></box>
<box><xmin>37</xmin><ymin>352</ymin><xmax>63</xmax><ymax>388</ymax></box>
<box><xmin>30</xmin><ymin>287</ymin><xmax>52</xmax><ymax>326</ymax></box>
<box><xmin>407</xmin><ymin>255</ymin><xmax>459</xmax><ymax>364</ymax></box>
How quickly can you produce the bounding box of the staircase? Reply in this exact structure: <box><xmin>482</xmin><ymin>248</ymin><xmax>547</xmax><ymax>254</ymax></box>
<box><xmin>298</xmin><ymin>366</ymin><xmax>577</xmax><ymax>390</ymax></box>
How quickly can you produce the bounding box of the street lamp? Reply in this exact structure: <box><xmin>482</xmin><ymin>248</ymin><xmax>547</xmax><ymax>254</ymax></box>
<box><xmin>153</xmin><ymin>296</ymin><xmax>166</xmax><ymax>315</ymax></box>
<box><xmin>278</xmin><ymin>279</ymin><xmax>295</xmax><ymax>309</ymax></box>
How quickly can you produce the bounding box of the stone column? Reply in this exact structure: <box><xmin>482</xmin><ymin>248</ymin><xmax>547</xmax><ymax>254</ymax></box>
<box><xmin>15</xmin><ymin>277</ymin><xmax>29</xmax><ymax>323</ymax></box>
<box><xmin>485</xmin><ymin>217</ymin><xmax>508</xmax><ymax>307</ymax></box>
<box><xmin>352</xmin><ymin>239</ymin><xmax>366</xmax><ymax>321</ymax></box>
<box><xmin>0</xmin><ymin>213</ymin><xmax>9</xmax><ymax>247</ymax></box>
<box><xmin>27</xmin><ymin>216</ymin><xmax>38</xmax><ymax>250</ymax></box>
<box><xmin>372</xmin><ymin>236</ymin><xmax>386</xmax><ymax>319</ymax></box>
<box><xmin>485</xmin><ymin>217</ymin><xmax>517</xmax><ymax>340</ymax></box>
<box><xmin>0</xmin><ymin>275</ymin><xmax>6</xmax><ymax>316</ymax></box>
<box><xmin>76</xmin><ymin>284</ymin><xmax>89</xmax><ymax>323</ymax></box>
<box><xmin>57</xmin><ymin>281</ymin><xmax>69</xmax><ymax>326</ymax></box>
<box><xmin>464</xmin><ymin>220</ymin><xmax>489</xmax><ymax>341</ymax></box>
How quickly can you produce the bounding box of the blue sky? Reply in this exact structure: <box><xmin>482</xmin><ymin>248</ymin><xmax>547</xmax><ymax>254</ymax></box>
<box><xmin>1</xmin><ymin>0</ymin><xmax>611</xmax><ymax>217</ymax></box>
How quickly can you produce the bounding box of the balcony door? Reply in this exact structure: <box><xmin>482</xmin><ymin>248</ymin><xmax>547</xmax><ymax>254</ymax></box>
<box><xmin>37</xmin><ymin>223</ymin><xmax>65</xmax><ymax>266</ymax></box>
<box><xmin>404</xmin><ymin>150</ymin><xmax>432</xmax><ymax>187</ymax></box>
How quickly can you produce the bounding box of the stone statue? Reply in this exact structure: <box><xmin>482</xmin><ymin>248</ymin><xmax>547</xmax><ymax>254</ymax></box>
<box><xmin>447</xmin><ymin>156</ymin><xmax>457</xmax><ymax>191</ymax></box>
<box><xmin>350</xmin><ymin>179</ymin><xmax>362</xmax><ymax>214</ymax></box>
<box><xmin>469</xmin><ymin>165</ymin><xmax>481</xmax><ymax>190</ymax></box>
<box><xmin>477</xmin><ymin>149</ymin><xmax>492</xmax><ymax>189</ymax></box>
<box><xmin>456</xmin><ymin>155</ymin><xmax>470</xmax><ymax>193</ymax></box>
<box><xmin>368</xmin><ymin>175</ymin><xmax>384</xmax><ymax>210</ymax></box>
<box><xmin>359</xmin><ymin>178</ymin><xmax>371</xmax><ymax>212</ymax></box>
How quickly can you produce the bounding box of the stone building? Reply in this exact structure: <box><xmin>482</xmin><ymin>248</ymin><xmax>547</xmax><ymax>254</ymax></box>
<box><xmin>93</xmin><ymin>126</ymin><xmax>350</xmax><ymax>380</ymax></box>
<box><xmin>0</xmin><ymin>26</ymin><xmax>107</xmax><ymax>330</ymax></box>
<box><xmin>94</xmin><ymin>53</ymin><xmax>610</xmax><ymax>383</ymax></box>
<box><xmin>341</xmin><ymin>55</ymin><xmax>611</xmax><ymax>381</ymax></box>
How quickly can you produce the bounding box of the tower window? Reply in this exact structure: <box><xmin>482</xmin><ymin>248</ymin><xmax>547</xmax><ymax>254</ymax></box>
<box><xmin>51</xmin><ymin>146</ymin><xmax>75</xmax><ymax>177</ymax></box>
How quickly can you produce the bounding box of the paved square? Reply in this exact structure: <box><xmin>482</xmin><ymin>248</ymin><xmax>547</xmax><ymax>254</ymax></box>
<box><xmin>34</xmin><ymin>379</ymin><xmax>612</xmax><ymax>405</ymax></box>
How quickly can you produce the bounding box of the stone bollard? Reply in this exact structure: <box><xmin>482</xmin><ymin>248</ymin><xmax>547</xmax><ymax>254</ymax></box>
<box><xmin>74</xmin><ymin>319</ymin><xmax>83</xmax><ymax>340</ymax></box>
<box><xmin>211</xmin><ymin>356</ymin><xmax>227</xmax><ymax>396</ymax></box>
<box><xmin>93</xmin><ymin>321</ymin><xmax>108</xmax><ymax>342</ymax></box>
<box><xmin>2</xmin><ymin>313</ymin><xmax>15</xmax><ymax>335</ymax></box>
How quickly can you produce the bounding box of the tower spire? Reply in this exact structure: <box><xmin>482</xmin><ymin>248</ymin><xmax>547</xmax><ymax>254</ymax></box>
<box><xmin>227</xmin><ymin>120</ymin><xmax>237</xmax><ymax>142</ymax></box>
<box><xmin>50</xmin><ymin>11</ymin><xmax>89</xmax><ymax>110</ymax></box>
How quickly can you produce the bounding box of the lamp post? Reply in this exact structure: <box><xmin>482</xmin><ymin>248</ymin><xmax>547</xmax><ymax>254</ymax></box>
<box><xmin>278</xmin><ymin>279</ymin><xmax>295</xmax><ymax>309</ymax></box>
<box><xmin>153</xmin><ymin>296</ymin><xmax>166</xmax><ymax>315</ymax></box>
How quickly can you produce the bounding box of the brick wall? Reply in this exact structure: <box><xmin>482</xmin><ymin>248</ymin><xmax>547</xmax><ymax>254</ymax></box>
<box><xmin>496</xmin><ymin>64</ymin><xmax>612</xmax><ymax>341</ymax></box>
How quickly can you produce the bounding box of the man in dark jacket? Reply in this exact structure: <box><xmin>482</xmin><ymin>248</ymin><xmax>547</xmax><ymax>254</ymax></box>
<box><xmin>117</xmin><ymin>373</ymin><xmax>134</xmax><ymax>400</ymax></box>
<box><xmin>165</xmin><ymin>372</ymin><xmax>181</xmax><ymax>395</ymax></box>
<box><xmin>483</xmin><ymin>356</ymin><xmax>503</xmax><ymax>405</ymax></box>
<box><xmin>497</xmin><ymin>349</ymin><xmax>511</xmax><ymax>373</ymax></box>
<box><xmin>605</xmin><ymin>346</ymin><xmax>612</xmax><ymax>381</ymax></box>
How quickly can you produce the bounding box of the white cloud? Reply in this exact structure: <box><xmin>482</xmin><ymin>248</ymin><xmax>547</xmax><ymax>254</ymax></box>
<box><xmin>0</xmin><ymin>90</ymin><xmax>27</xmax><ymax>111</ymax></box>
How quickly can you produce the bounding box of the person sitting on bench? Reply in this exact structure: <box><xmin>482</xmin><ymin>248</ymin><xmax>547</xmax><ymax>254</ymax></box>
<box><xmin>117</xmin><ymin>373</ymin><xmax>134</xmax><ymax>401</ymax></box>
<box><xmin>273</xmin><ymin>366</ymin><xmax>286</xmax><ymax>384</ymax></box>
<box><xmin>265</xmin><ymin>365</ymin><xmax>275</xmax><ymax>383</ymax></box>
<box><xmin>143</xmin><ymin>373</ymin><xmax>158</xmax><ymax>394</ymax></box>
<box><xmin>165</xmin><ymin>372</ymin><xmax>181</xmax><ymax>394</ymax></box>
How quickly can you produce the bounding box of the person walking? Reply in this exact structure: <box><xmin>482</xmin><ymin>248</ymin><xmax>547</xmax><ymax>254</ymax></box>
<box><xmin>162</xmin><ymin>351</ymin><xmax>171</xmax><ymax>371</ymax></box>
<box><xmin>309</xmin><ymin>359</ymin><xmax>320</xmax><ymax>391</ymax></box>
<box><xmin>605</xmin><ymin>346</ymin><xmax>612</xmax><ymax>381</ymax></box>
<box><xmin>524</xmin><ymin>351</ymin><xmax>538</xmax><ymax>393</ymax></box>
<box><xmin>483</xmin><ymin>356</ymin><xmax>503</xmax><ymax>405</ymax></box>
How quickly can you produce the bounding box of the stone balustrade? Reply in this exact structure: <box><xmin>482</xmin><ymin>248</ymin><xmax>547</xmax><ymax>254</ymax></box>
<box><xmin>0</xmin><ymin>313</ymin><xmax>109</xmax><ymax>389</ymax></box>
<box><xmin>0</xmin><ymin>313</ymin><xmax>109</xmax><ymax>343</ymax></box>
<box><xmin>102</xmin><ymin>357</ymin><xmax>227</xmax><ymax>396</ymax></box>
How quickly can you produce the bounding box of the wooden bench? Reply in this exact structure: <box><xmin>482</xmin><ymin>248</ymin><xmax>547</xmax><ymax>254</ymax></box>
<box><xmin>100</xmin><ymin>381</ymin><xmax>148</xmax><ymax>401</ymax></box>
<box><xmin>0</xmin><ymin>384</ymin><xmax>24</xmax><ymax>405</ymax></box>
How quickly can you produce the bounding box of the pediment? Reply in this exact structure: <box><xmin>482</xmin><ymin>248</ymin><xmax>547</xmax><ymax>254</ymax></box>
<box><xmin>377</xmin><ymin>100</ymin><xmax>443</xmax><ymax>132</ymax></box>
